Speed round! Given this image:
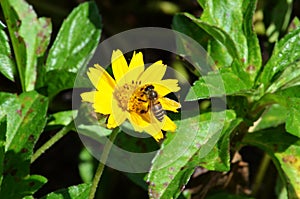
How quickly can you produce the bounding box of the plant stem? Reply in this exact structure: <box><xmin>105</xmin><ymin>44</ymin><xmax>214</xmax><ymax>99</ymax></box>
<box><xmin>88</xmin><ymin>127</ymin><xmax>119</xmax><ymax>199</ymax></box>
<box><xmin>252</xmin><ymin>153</ymin><xmax>271</xmax><ymax>196</ymax></box>
<box><xmin>31</xmin><ymin>121</ymin><xmax>74</xmax><ymax>163</ymax></box>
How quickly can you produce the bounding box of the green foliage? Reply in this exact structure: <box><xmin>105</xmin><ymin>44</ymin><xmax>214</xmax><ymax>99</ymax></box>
<box><xmin>171</xmin><ymin>0</ymin><xmax>300</xmax><ymax>198</ymax></box>
<box><xmin>243</xmin><ymin>128</ymin><xmax>300</xmax><ymax>197</ymax></box>
<box><xmin>1</xmin><ymin>0</ymin><xmax>51</xmax><ymax>91</ymax></box>
<box><xmin>0</xmin><ymin>0</ymin><xmax>299</xmax><ymax>198</ymax></box>
<box><xmin>0</xmin><ymin>27</ymin><xmax>15</xmax><ymax>81</ymax></box>
<box><xmin>41</xmin><ymin>183</ymin><xmax>91</xmax><ymax>199</ymax></box>
<box><xmin>0</xmin><ymin>0</ymin><xmax>102</xmax><ymax>198</ymax></box>
<box><xmin>0</xmin><ymin>91</ymin><xmax>48</xmax><ymax>198</ymax></box>
<box><xmin>44</xmin><ymin>2</ymin><xmax>102</xmax><ymax>98</ymax></box>
<box><xmin>147</xmin><ymin>111</ymin><xmax>240</xmax><ymax>198</ymax></box>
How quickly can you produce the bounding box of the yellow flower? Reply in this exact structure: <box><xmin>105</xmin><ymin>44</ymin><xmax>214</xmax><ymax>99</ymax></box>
<box><xmin>80</xmin><ymin>49</ymin><xmax>181</xmax><ymax>141</ymax></box>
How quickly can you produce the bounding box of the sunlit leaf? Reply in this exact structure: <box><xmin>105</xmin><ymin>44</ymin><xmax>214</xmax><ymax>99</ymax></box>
<box><xmin>48</xmin><ymin>110</ymin><xmax>77</xmax><ymax>127</ymax></box>
<box><xmin>41</xmin><ymin>183</ymin><xmax>91</xmax><ymax>199</ymax></box>
<box><xmin>254</xmin><ymin>104</ymin><xmax>287</xmax><ymax>131</ymax></box>
<box><xmin>0</xmin><ymin>0</ymin><xmax>52</xmax><ymax>91</ymax></box>
<box><xmin>288</xmin><ymin>17</ymin><xmax>300</xmax><ymax>32</ymax></box>
<box><xmin>147</xmin><ymin>110</ymin><xmax>238</xmax><ymax>198</ymax></box>
<box><xmin>266</xmin><ymin>61</ymin><xmax>300</xmax><ymax>93</ymax></box>
<box><xmin>177</xmin><ymin>0</ymin><xmax>261</xmax><ymax>83</ymax></box>
<box><xmin>0</xmin><ymin>91</ymin><xmax>48</xmax><ymax>198</ymax></box>
<box><xmin>186</xmin><ymin>70</ymin><xmax>249</xmax><ymax>100</ymax></box>
<box><xmin>260</xmin><ymin>26</ymin><xmax>300</xmax><ymax>89</ymax></box>
<box><xmin>44</xmin><ymin>2</ymin><xmax>102</xmax><ymax>98</ymax></box>
<box><xmin>285</xmin><ymin>98</ymin><xmax>300</xmax><ymax>138</ymax></box>
<box><xmin>0</xmin><ymin>29</ymin><xmax>16</xmax><ymax>81</ymax></box>
<box><xmin>192</xmin><ymin>117</ymin><xmax>242</xmax><ymax>171</ymax></box>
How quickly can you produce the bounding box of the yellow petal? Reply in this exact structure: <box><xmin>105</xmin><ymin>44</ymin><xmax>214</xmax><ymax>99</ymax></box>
<box><xmin>128</xmin><ymin>112</ymin><xmax>149</xmax><ymax>132</ymax></box>
<box><xmin>107</xmin><ymin>114</ymin><xmax>117</xmax><ymax>129</ymax></box>
<box><xmin>111</xmin><ymin>97</ymin><xmax>127</xmax><ymax>125</ymax></box>
<box><xmin>129</xmin><ymin>111</ymin><xmax>164</xmax><ymax>142</ymax></box>
<box><xmin>152</xmin><ymin>131</ymin><xmax>164</xmax><ymax>142</ymax></box>
<box><xmin>81</xmin><ymin>91</ymin><xmax>113</xmax><ymax>115</ymax></box>
<box><xmin>112</xmin><ymin>50</ymin><xmax>129</xmax><ymax>83</ymax></box>
<box><xmin>144</xmin><ymin>126</ymin><xmax>164</xmax><ymax>141</ymax></box>
<box><xmin>121</xmin><ymin>65</ymin><xmax>144</xmax><ymax>85</ymax></box>
<box><xmin>159</xmin><ymin>97</ymin><xmax>181</xmax><ymax>113</ymax></box>
<box><xmin>152</xmin><ymin>79</ymin><xmax>180</xmax><ymax>97</ymax></box>
<box><xmin>93</xmin><ymin>91</ymin><xmax>112</xmax><ymax>114</ymax></box>
<box><xmin>107</xmin><ymin>109</ymin><xmax>126</xmax><ymax>129</ymax></box>
<box><xmin>162</xmin><ymin>116</ymin><xmax>177</xmax><ymax>132</ymax></box>
<box><xmin>129</xmin><ymin>51</ymin><xmax>144</xmax><ymax>71</ymax></box>
<box><xmin>87</xmin><ymin>64</ymin><xmax>115</xmax><ymax>92</ymax></box>
<box><xmin>80</xmin><ymin>91</ymin><xmax>96</xmax><ymax>103</ymax></box>
<box><xmin>139</xmin><ymin>60</ymin><xmax>166</xmax><ymax>83</ymax></box>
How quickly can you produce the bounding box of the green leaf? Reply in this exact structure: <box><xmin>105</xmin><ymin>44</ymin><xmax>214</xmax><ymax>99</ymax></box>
<box><xmin>41</xmin><ymin>183</ymin><xmax>91</xmax><ymax>199</ymax></box>
<box><xmin>260</xmin><ymin>26</ymin><xmax>300</xmax><ymax>89</ymax></box>
<box><xmin>183</xmin><ymin>13</ymin><xmax>239</xmax><ymax>64</ymax></box>
<box><xmin>242</xmin><ymin>0</ymin><xmax>262</xmax><ymax>77</ymax></box>
<box><xmin>74</xmin><ymin>103</ymin><xmax>113</xmax><ymax>141</ymax></box>
<box><xmin>0</xmin><ymin>91</ymin><xmax>48</xmax><ymax>198</ymax></box>
<box><xmin>243</xmin><ymin>128</ymin><xmax>300</xmax><ymax>198</ymax></box>
<box><xmin>44</xmin><ymin>2</ymin><xmax>102</xmax><ymax>98</ymax></box>
<box><xmin>207</xmin><ymin>39</ymin><xmax>233</xmax><ymax>68</ymax></box>
<box><xmin>288</xmin><ymin>17</ymin><xmax>300</xmax><ymax>32</ymax></box>
<box><xmin>35</xmin><ymin>17</ymin><xmax>52</xmax><ymax>57</ymax></box>
<box><xmin>277</xmin><ymin>86</ymin><xmax>300</xmax><ymax>98</ymax></box>
<box><xmin>194</xmin><ymin>0</ymin><xmax>261</xmax><ymax>82</ymax></box>
<box><xmin>254</xmin><ymin>104</ymin><xmax>287</xmax><ymax>131</ymax></box>
<box><xmin>5</xmin><ymin>91</ymin><xmax>48</xmax><ymax>152</ymax></box>
<box><xmin>186</xmin><ymin>70</ymin><xmax>249</xmax><ymax>100</ymax></box>
<box><xmin>276</xmin><ymin>177</ymin><xmax>288</xmax><ymax>199</ymax></box>
<box><xmin>250</xmin><ymin>93</ymin><xmax>288</xmax><ymax>117</ymax></box>
<box><xmin>77</xmin><ymin>124</ymin><xmax>112</xmax><ymax>140</ymax></box>
<box><xmin>172</xmin><ymin>13</ymin><xmax>232</xmax><ymax>70</ymax></box>
<box><xmin>0</xmin><ymin>0</ymin><xmax>52</xmax><ymax>91</ymax></box>
<box><xmin>172</xmin><ymin>14</ymin><xmax>211</xmax><ymax>49</ymax></box>
<box><xmin>285</xmin><ymin>98</ymin><xmax>300</xmax><ymax>138</ymax></box>
<box><xmin>192</xmin><ymin>117</ymin><xmax>242</xmax><ymax>171</ymax></box>
<box><xmin>48</xmin><ymin>110</ymin><xmax>77</xmax><ymax>126</ymax></box>
<box><xmin>46</xmin><ymin>70</ymin><xmax>77</xmax><ymax>99</ymax></box>
<box><xmin>0</xmin><ymin>28</ymin><xmax>16</xmax><ymax>81</ymax></box>
<box><xmin>0</xmin><ymin>115</ymin><xmax>6</xmax><ymax>188</ymax></box>
<box><xmin>0</xmin><ymin>20</ymin><xmax>5</xmax><ymax>29</ymax></box>
<box><xmin>266</xmin><ymin>61</ymin><xmax>300</xmax><ymax>93</ymax></box>
<box><xmin>172</xmin><ymin>13</ymin><xmax>214</xmax><ymax>76</ymax></box>
<box><xmin>147</xmin><ymin>110</ymin><xmax>237</xmax><ymax>199</ymax></box>
<box><xmin>79</xmin><ymin>149</ymin><xmax>94</xmax><ymax>183</ymax></box>
<box><xmin>250</xmin><ymin>93</ymin><xmax>300</xmax><ymax>138</ymax></box>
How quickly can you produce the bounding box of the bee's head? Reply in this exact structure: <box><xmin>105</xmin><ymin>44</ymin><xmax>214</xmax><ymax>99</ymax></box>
<box><xmin>145</xmin><ymin>85</ymin><xmax>157</xmax><ymax>100</ymax></box>
<box><xmin>145</xmin><ymin>85</ymin><xmax>154</xmax><ymax>92</ymax></box>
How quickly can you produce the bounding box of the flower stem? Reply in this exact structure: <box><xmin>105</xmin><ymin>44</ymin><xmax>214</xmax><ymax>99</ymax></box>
<box><xmin>252</xmin><ymin>153</ymin><xmax>271</xmax><ymax>196</ymax></box>
<box><xmin>88</xmin><ymin>127</ymin><xmax>119</xmax><ymax>199</ymax></box>
<box><xmin>31</xmin><ymin>121</ymin><xmax>75</xmax><ymax>163</ymax></box>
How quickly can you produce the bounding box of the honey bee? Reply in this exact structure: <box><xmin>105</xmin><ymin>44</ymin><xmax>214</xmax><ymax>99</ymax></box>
<box><xmin>143</xmin><ymin>85</ymin><xmax>165</xmax><ymax>122</ymax></box>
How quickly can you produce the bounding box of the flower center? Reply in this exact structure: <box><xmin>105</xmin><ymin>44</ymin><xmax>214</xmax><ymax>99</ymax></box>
<box><xmin>113</xmin><ymin>80</ymin><xmax>154</xmax><ymax>115</ymax></box>
<box><xmin>113</xmin><ymin>80</ymin><xmax>142</xmax><ymax>111</ymax></box>
<box><xmin>128</xmin><ymin>84</ymin><xmax>153</xmax><ymax>114</ymax></box>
